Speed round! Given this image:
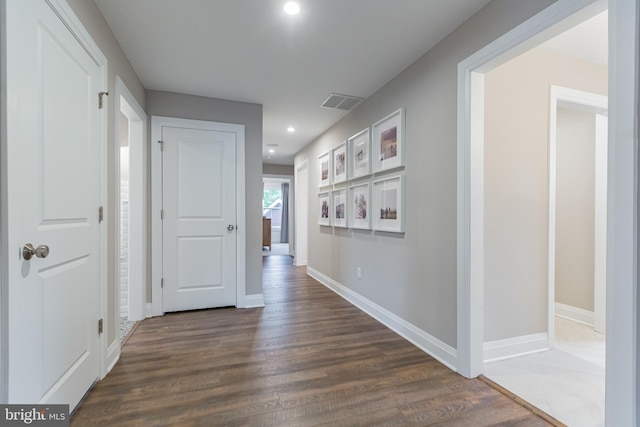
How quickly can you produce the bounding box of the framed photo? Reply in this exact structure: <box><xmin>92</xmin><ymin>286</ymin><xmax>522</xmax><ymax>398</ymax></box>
<box><xmin>318</xmin><ymin>192</ymin><xmax>331</xmax><ymax>226</ymax></box>
<box><xmin>348</xmin><ymin>128</ymin><xmax>370</xmax><ymax>179</ymax></box>
<box><xmin>372</xmin><ymin>174</ymin><xmax>405</xmax><ymax>233</ymax></box>
<box><xmin>318</xmin><ymin>151</ymin><xmax>331</xmax><ymax>187</ymax></box>
<box><xmin>332</xmin><ymin>188</ymin><xmax>347</xmax><ymax>228</ymax></box>
<box><xmin>332</xmin><ymin>142</ymin><xmax>347</xmax><ymax>184</ymax></box>
<box><xmin>348</xmin><ymin>182</ymin><xmax>370</xmax><ymax>230</ymax></box>
<box><xmin>372</xmin><ymin>108</ymin><xmax>404</xmax><ymax>172</ymax></box>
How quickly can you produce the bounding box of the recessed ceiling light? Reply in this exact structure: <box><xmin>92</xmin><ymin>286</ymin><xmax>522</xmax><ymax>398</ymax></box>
<box><xmin>268</xmin><ymin>149</ymin><xmax>276</xmax><ymax>154</ymax></box>
<box><xmin>287</xmin><ymin>127</ymin><xmax>295</xmax><ymax>133</ymax></box>
<box><xmin>284</xmin><ymin>2</ymin><xmax>300</xmax><ymax>15</ymax></box>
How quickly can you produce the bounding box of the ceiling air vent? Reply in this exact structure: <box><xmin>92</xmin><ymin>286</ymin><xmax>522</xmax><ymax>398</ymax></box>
<box><xmin>321</xmin><ymin>93</ymin><xmax>363</xmax><ymax>111</ymax></box>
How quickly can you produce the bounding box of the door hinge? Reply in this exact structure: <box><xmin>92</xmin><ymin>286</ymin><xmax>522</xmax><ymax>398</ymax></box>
<box><xmin>98</xmin><ymin>206</ymin><xmax>104</xmax><ymax>223</ymax></box>
<box><xmin>98</xmin><ymin>318</ymin><xmax>103</xmax><ymax>334</ymax></box>
<box><xmin>158</xmin><ymin>140</ymin><xmax>164</xmax><ymax>151</ymax></box>
<box><xmin>160</xmin><ymin>209</ymin><xmax>164</xmax><ymax>220</ymax></box>
<box><xmin>98</xmin><ymin>91</ymin><xmax>109</xmax><ymax>109</ymax></box>
<box><xmin>161</xmin><ymin>278</ymin><xmax>164</xmax><ymax>288</ymax></box>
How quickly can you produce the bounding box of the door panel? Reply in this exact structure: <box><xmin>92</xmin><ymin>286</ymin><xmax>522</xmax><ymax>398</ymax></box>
<box><xmin>6</xmin><ymin>0</ymin><xmax>102</xmax><ymax>409</ymax></box>
<box><xmin>162</xmin><ymin>127</ymin><xmax>237</xmax><ymax>312</ymax></box>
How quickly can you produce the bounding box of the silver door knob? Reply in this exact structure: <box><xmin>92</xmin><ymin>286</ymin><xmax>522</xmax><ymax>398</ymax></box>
<box><xmin>23</xmin><ymin>243</ymin><xmax>50</xmax><ymax>260</ymax></box>
<box><xmin>227</xmin><ymin>224</ymin><xmax>235</xmax><ymax>231</ymax></box>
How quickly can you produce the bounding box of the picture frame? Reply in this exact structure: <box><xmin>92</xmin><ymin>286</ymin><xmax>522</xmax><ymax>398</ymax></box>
<box><xmin>372</xmin><ymin>174</ymin><xmax>405</xmax><ymax>233</ymax></box>
<box><xmin>332</xmin><ymin>142</ymin><xmax>347</xmax><ymax>184</ymax></box>
<box><xmin>332</xmin><ymin>188</ymin><xmax>347</xmax><ymax>228</ymax></box>
<box><xmin>348</xmin><ymin>128</ymin><xmax>370</xmax><ymax>179</ymax></box>
<box><xmin>348</xmin><ymin>182</ymin><xmax>371</xmax><ymax>230</ymax></box>
<box><xmin>318</xmin><ymin>191</ymin><xmax>331</xmax><ymax>226</ymax></box>
<box><xmin>318</xmin><ymin>151</ymin><xmax>331</xmax><ymax>187</ymax></box>
<box><xmin>372</xmin><ymin>108</ymin><xmax>404</xmax><ymax>173</ymax></box>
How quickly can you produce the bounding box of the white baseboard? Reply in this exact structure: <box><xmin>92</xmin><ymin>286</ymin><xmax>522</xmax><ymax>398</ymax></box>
<box><xmin>307</xmin><ymin>266</ymin><xmax>457</xmax><ymax>371</ymax></box>
<box><xmin>104</xmin><ymin>339</ymin><xmax>120</xmax><ymax>379</ymax></box>
<box><xmin>484</xmin><ymin>332</ymin><xmax>549</xmax><ymax>363</ymax></box>
<box><xmin>555</xmin><ymin>302</ymin><xmax>594</xmax><ymax>326</ymax></box>
<box><xmin>242</xmin><ymin>294</ymin><xmax>265</xmax><ymax>308</ymax></box>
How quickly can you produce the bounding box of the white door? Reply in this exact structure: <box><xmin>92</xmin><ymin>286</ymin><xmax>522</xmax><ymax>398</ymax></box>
<box><xmin>5</xmin><ymin>0</ymin><xmax>103</xmax><ymax>409</ymax></box>
<box><xmin>162</xmin><ymin>126</ymin><xmax>237</xmax><ymax>312</ymax></box>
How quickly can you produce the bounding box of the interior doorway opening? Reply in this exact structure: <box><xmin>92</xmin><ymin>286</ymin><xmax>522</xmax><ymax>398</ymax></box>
<box><xmin>456</xmin><ymin>1</ymin><xmax>614</xmax><ymax>425</ymax></box>
<box><xmin>115</xmin><ymin>77</ymin><xmax>147</xmax><ymax>346</ymax></box>
<box><xmin>262</xmin><ymin>176</ymin><xmax>293</xmax><ymax>256</ymax></box>
<box><xmin>119</xmin><ymin>112</ymin><xmax>135</xmax><ymax>341</ymax></box>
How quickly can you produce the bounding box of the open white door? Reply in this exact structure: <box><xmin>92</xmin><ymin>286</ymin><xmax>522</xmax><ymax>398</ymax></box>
<box><xmin>4</xmin><ymin>0</ymin><xmax>105</xmax><ymax>409</ymax></box>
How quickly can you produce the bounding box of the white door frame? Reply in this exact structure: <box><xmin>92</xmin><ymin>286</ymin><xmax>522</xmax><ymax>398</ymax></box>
<box><xmin>548</xmin><ymin>86</ymin><xmax>608</xmax><ymax>339</ymax></box>
<box><xmin>150</xmin><ymin>116</ymin><xmax>247</xmax><ymax>315</ymax></box>
<box><xmin>110</xmin><ymin>76</ymin><xmax>146</xmax><ymax>369</ymax></box>
<box><xmin>0</xmin><ymin>0</ymin><xmax>108</xmax><ymax>393</ymax></box>
<box><xmin>457</xmin><ymin>0</ymin><xmax>638</xmax><ymax>424</ymax></box>
<box><xmin>294</xmin><ymin>160</ymin><xmax>309</xmax><ymax>266</ymax></box>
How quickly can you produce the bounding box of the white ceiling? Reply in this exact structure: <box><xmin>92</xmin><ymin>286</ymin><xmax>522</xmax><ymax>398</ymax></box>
<box><xmin>94</xmin><ymin>0</ymin><xmax>494</xmax><ymax>165</ymax></box>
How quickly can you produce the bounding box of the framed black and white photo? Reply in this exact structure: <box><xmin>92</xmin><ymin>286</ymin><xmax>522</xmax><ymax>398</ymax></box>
<box><xmin>348</xmin><ymin>128</ymin><xmax>370</xmax><ymax>179</ymax></box>
<box><xmin>332</xmin><ymin>188</ymin><xmax>347</xmax><ymax>228</ymax></box>
<box><xmin>372</xmin><ymin>108</ymin><xmax>404</xmax><ymax>172</ymax></box>
<box><xmin>332</xmin><ymin>142</ymin><xmax>347</xmax><ymax>184</ymax></box>
<box><xmin>372</xmin><ymin>174</ymin><xmax>405</xmax><ymax>233</ymax></box>
<box><xmin>348</xmin><ymin>182</ymin><xmax>370</xmax><ymax>230</ymax></box>
<box><xmin>318</xmin><ymin>191</ymin><xmax>331</xmax><ymax>226</ymax></box>
<box><xmin>318</xmin><ymin>151</ymin><xmax>331</xmax><ymax>187</ymax></box>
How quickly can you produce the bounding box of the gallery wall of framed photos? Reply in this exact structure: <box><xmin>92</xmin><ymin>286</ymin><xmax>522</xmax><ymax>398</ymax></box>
<box><xmin>317</xmin><ymin>108</ymin><xmax>406</xmax><ymax>233</ymax></box>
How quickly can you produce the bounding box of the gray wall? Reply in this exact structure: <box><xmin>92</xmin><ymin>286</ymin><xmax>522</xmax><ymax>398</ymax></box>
<box><xmin>145</xmin><ymin>90</ymin><xmax>263</xmax><ymax>296</ymax></box>
<box><xmin>555</xmin><ymin>108</ymin><xmax>596</xmax><ymax>312</ymax></box>
<box><xmin>66</xmin><ymin>0</ymin><xmax>145</xmax><ymax>345</ymax></box>
<box><xmin>294</xmin><ymin>0</ymin><xmax>556</xmax><ymax>349</ymax></box>
<box><xmin>484</xmin><ymin>48</ymin><xmax>606</xmax><ymax>341</ymax></box>
<box><xmin>263</xmin><ymin>164</ymin><xmax>295</xmax><ymax>176</ymax></box>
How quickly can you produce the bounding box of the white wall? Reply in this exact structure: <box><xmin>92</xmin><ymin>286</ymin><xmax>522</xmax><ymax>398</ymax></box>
<box><xmin>483</xmin><ymin>47</ymin><xmax>606</xmax><ymax>341</ymax></box>
<box><xmin>294</xmin><ymin>0</ymin><xmax>557</xmax><ymax>350</ymax></box>
<box><xmin>555</xmin><ymin>107</ymin><xmax>596</xmax><ymax>312</ymax></box>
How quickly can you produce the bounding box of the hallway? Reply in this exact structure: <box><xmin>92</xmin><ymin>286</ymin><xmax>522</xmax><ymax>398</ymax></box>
<box><xmin>72</xmin><ymin>257</ymin><xmax>555</xmax><ymax>426</ymax></box>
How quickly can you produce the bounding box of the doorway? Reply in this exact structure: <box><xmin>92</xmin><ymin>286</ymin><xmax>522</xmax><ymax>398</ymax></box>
<box><xmin>458</xmin><ymin>0</ymin><xmax>639</xmax><ymax>424</ymax></box>
<box><xmin>115</xmin><ymin>76</ymin><xmax>146</xmax><ymax>348</ymax></box>
<box><xmin>549</xmin><ymin>86</ymin><xmax>608</xmax><ymax>338</ymax></box>
<box><xmin>262</xmin><ymin>176</ymin><xmax>293</xmax><ymax>256</ymax></box>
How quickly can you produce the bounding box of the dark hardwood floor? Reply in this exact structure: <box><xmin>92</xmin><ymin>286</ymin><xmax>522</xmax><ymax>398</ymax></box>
<box><xmin>72</xmin><ymin>256</ymin><xmax>554</xmax><ymax>426</ymax></box>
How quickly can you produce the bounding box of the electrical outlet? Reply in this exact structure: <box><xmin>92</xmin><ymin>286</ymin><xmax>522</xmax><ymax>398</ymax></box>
<box><xmin>357</xmin><ymin>267</ymin><xmax>362</xmax><ymax>279</ymax></box>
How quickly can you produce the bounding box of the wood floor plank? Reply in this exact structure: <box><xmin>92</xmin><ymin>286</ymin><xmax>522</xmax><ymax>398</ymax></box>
<box><xmin>72</xmin><ymin>256</ymin><xmax>553</xmax><ymax>426</ymax></box>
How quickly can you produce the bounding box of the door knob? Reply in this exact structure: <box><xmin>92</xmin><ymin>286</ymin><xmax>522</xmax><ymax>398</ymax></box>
<box><xmin>227</xmin><ymin>224</ymin><xmax>235</xmax><ymax>231</ymax></box>
<box><xmin>23</xmin><ymin>243</ymin><xmax>50</xmax><ymax>260</ymax></box>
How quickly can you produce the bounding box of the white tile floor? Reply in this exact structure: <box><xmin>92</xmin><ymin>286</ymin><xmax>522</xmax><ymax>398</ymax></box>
<box><xmin>262</xmin><ymin>243</ymin><xmax>290</xmax><ymax>256</ymax></box>
<box><xmin>484</xmin><ymin>316</ymin><xmax>605</xmax><ymax>427</ymax></box>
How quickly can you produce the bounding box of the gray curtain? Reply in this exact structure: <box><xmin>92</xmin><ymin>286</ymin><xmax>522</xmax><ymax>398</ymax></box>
<box><xmin>280</xmin><ymin>183</ymin><xmax>289</xmax><ymax>243</ymax></box>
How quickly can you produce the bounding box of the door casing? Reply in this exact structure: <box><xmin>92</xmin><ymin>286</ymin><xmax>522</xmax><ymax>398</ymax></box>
<box><xmin>150</xmin><ymin>116</ymin><xmax>247</xmax><ymax>315</ymax></box>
